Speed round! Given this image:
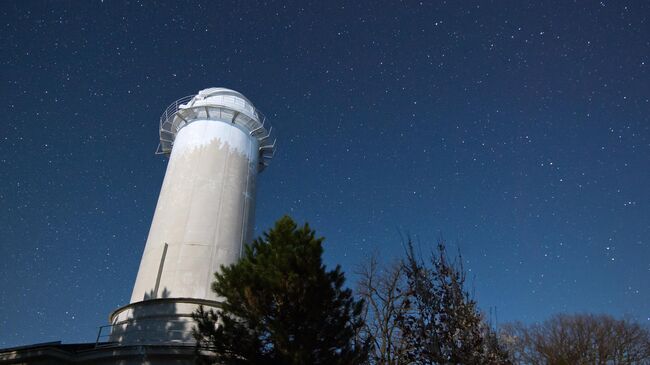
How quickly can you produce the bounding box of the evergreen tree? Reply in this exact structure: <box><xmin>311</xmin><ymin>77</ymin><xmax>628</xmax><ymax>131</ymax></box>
<box><xmin>193</xmin><ymin>216</ymin><xmax>368</xmax><ymax>365</ymax></box>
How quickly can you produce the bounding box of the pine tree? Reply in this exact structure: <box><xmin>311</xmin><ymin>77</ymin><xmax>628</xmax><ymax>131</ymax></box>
<box><xmin>192</xmin><ymin>216</ymin><xmax>368</xmax><ymax>365</ymax></box>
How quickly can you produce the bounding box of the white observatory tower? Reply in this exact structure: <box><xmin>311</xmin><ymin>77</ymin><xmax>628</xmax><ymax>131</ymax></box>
<box><xmin>109</xmin><ymin>87</ymin><xmax>275</xmax><ymax>345</ymax></box>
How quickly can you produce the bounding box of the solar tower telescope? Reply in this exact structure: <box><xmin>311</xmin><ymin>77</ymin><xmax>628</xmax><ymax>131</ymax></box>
<box><xmin>109</xmin><ymin>88</ymin><xmax>275</xmax><ymax>344</ymax></box>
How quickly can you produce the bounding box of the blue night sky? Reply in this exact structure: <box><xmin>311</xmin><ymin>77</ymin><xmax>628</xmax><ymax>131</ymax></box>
<box><xmin>1</xmin><ymin>1</ymin><xmax>648</xmax><ymax>348</ymax></box>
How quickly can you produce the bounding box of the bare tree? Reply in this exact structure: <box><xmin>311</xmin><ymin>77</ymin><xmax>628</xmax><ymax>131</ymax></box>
<box><xmin>397</xmin><ymin>240</ymin><xmax>511</xmax><ymax>365</ymax></box>
<box><xmin>500</xmin><ymin>313</ymin><xmax>650</xmax><ymax>365</ymax></box>
<box><xmin>358</xmin><ymin>241</ymin><xmax>510</xmax><ymax>365</ymax></box>
<box><xmin>356</xmin><ymin>253</ymin><xmax>411</xmax><ymax>365</ymax></box>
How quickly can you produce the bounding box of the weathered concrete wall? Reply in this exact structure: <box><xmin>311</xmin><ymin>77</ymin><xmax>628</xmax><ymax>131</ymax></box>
<box><xmin>130</xmin><ymin>119</ymin><xmax>259</xmax><ymax>303</ymax></box>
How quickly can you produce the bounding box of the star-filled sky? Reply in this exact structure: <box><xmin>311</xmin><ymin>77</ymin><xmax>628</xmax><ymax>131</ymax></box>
<box><xmin>1</xmin><ymin>0</ymin><xmax>648</xmax><ymax>348</ymax></box>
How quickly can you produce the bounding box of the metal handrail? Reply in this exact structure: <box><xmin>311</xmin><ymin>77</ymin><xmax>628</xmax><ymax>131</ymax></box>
<box><xmin>159</xmin><ymin>94</ymin><xmax>268</xmax><ymax>130</ymax></box>
<box><xmin>155</xmin><ymin>92</ymin><xmax>276</xmax><ymax>171</ymax></box>
<box><xmin>159</xmin><ymin>94</ymin><xmax>194</xmax><ymax>130</ymax></box>
<box><xmin>94</xmin><ymin>320</ymin><xmax>197</xmax><ymax>348</ymax></box>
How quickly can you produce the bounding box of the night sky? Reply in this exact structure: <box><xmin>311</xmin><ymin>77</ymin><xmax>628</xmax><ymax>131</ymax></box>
<box><xmin>1</xmin><ymin>1</ymin><xmax>648</xmax><ymax>348</ymax></box>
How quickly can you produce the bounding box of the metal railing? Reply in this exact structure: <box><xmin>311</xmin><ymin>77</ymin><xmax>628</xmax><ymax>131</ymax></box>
<box><xmin>155</xmin><ymin>92</ymin><xmax>276</xmax><ymax>170</ymax></box>
<box><xmin>94</xmin><ymin>320</ymin><xmax>196</xmax><ymax>348</ymax></box>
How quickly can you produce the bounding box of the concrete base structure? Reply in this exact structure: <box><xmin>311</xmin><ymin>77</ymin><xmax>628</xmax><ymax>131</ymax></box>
<box><xmin>0</xmin><ymin>342</ymin><xmax>201</xmax><ymax>365</ymax></box>
<box><xmin>108</xmin><ymin>298</ymin><xmax>217</xmax><ymax>346</ymax></box>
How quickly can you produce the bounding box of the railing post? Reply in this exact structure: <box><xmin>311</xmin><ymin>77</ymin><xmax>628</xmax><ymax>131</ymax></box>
<box><xmin>95</xmin><ymin>326</ymin><xmax>103</xmax><ymax>347</ymax></box>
